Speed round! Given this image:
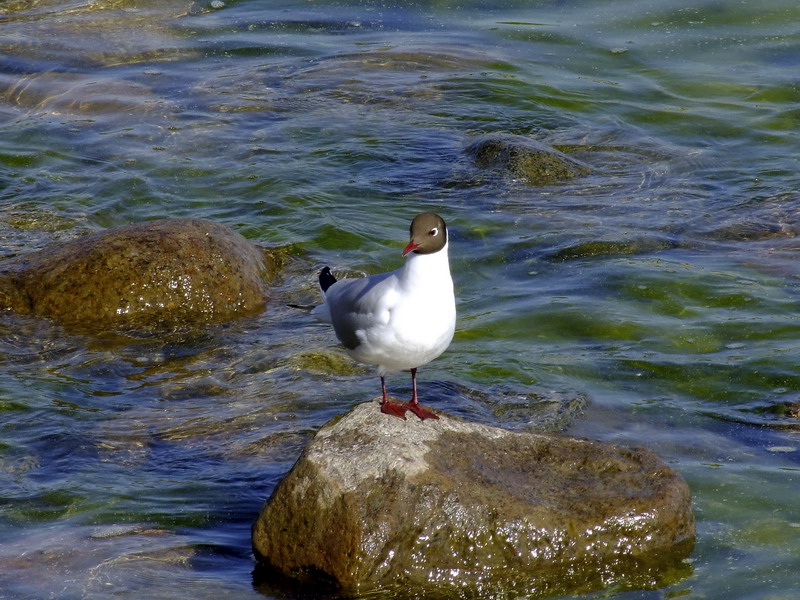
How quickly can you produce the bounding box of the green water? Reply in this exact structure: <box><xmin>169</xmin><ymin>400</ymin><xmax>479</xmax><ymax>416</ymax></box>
<box><xmin>1</xmin><ymin>0</ymin><xmax>799</xmax><ymax>598</ymax></box>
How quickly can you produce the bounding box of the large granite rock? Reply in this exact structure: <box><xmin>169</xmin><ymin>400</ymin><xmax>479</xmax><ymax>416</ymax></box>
<box><xmin>252</xmin><ymin>402</ymin><xmax>695</xmax><ymax>598</ymax></box>
<box><xmin>0</xmin><ymin>218</ymin><xmax>275</xmax><ymax>329</ymax></box>
<box><xmin>466</xmin><ymin>133</ymin><xmax>591</xmax><ymax>185</ymax></box>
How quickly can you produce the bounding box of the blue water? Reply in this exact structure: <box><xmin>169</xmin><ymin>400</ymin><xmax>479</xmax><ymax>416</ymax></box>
<box><xmin>1</xmin><ymin>0</ymin><xmax>799</xmax><ymax>598</ymax></box>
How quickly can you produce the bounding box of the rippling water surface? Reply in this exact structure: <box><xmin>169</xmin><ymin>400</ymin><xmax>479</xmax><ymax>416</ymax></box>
<box><xmin>1</xmin><ymin>0</ymin><xmax>799</xmax><ymax>598</ymax></box>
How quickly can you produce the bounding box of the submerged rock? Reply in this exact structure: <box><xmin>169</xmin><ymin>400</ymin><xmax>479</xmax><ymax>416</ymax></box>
<box><xmin>252</xmin><ymin>402</ymin><xmax>695</xmax><ymax>598</ymax></box>
<box><xmin>466</xmin><ymin>133</ymin><xmax>591</xmax><ymax>185</ymax></box>
<box><xmin>548</xmin><ymin>236</ymin><xmax>678</xmax><ymax>261</ymax></box>
<box><xmin>0</xmin><ymin>218</ymin><xmax>275</xmax><ymax>329</ymax></box>
<box><xmin>0</xmin><ymin>71</ymin><xmax>170</xmax><ymax>117</ymax></box>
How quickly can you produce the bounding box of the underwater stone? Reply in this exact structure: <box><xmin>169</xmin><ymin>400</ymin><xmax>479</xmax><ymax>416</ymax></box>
<box><xmin>252</xmin><ymin>402</ymin><xmax>695</xmax><ymax>597</ymax></box>
<box><xmin>466</xmin><ymin>133</ymin><xmax>591</xmax><ymax>185</ymax></box>
<box><xmin>0</xmin><ymin>218</ymin><xmax>273</xmax><ymax>329</ymax></box>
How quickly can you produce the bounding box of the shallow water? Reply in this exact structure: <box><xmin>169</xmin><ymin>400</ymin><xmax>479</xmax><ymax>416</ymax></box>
<box><xmin>1</xmin><ymin>0</ymin><xmax>799</xmax><ymax>598</ymax></box>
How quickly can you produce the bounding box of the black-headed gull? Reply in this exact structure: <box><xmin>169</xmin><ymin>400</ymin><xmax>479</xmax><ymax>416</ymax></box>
<box><xmin>313</xmin><ymin>212</ymin><xmax>455</xmax><ymax>420</ymax></box>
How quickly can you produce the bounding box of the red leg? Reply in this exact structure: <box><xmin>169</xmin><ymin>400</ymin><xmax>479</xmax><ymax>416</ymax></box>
<box><xmin>379</xmin><ymin>375</ymin><xmax>407</xmax><ymax>420</ymax></box>
<box><xmin>403</xmin><ymin>368</ymin><xmax>439</xmax><ymax>420</ymax></box>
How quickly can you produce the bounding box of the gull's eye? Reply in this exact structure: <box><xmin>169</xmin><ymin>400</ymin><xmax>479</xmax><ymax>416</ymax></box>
<box><xmin>429</xmin><ymin>227</ymin><xmax>439</xmax><ymax>237</ymax></box>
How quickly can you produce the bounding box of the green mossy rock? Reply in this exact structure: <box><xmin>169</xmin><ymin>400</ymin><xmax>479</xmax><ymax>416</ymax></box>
<box><xmin>466</xmin><ymin>133</ymin><xmax>591</xmax><ymax>185</ymax></box>
<box><xmin>0</xmin><ymin>218</ymin><xmax>273</xmax><ymax>330</ymax></box>
<box><xmin>252</xmin><ymin>402</ymin><xmax>695</xmax><ymax>598</ymax></box>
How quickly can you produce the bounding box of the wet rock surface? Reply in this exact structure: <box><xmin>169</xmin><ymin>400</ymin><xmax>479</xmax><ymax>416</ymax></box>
<box><xmin>466</xmin><ymin>133</ymin><xmax>591</xmax><ymax>185</ymax></box>
<box><xmin>252</xmin><ymin>402</ymin><xmax>695</xmax><ymax>598</ymax></box>
<box><xmin>0</xmin><ymin>218</ymin><xmax>274</xmax><ymax>329</ymax></box>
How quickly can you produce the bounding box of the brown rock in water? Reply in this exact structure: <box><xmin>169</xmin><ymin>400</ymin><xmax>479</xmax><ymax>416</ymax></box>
<box><xmin>466</xmin><ymin>133</ymin><xmax>591</xmax><ymax>185</ymax></box>
<box><xmin>0</xmin><ymin>219</ymin><xmax>274</xmax><ymax>329</ymax></box>
<box><xmin>252</xmin><ymin>402</ymin><xmax>695</xmax><ymax>598</ymax></box>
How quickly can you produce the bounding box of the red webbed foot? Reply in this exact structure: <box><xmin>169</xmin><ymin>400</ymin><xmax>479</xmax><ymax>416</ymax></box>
<box><xmin>403</xmin><ymin>401</ymin><xmax>439</xmax><ymax>421</ymax></box>
<box><xmin>380</xmin><ymin>400</ymin><xmax>408</xmax><ymax>420</ymax></box>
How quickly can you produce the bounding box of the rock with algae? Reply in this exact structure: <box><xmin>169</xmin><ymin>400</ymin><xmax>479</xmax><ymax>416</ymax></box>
<box><xmin>252</xmin><ymin>402</ymin><xmax>695</xmax><ymax>598</ymax></box>
<box><xmin>0</xmin><ymin>218</ymin><xmax>276</xmax><ymax>330</ymax></box>
<box><xmin>466</xmin><ymin>133</ymin><xmax>591</xmax><ymax>185</ymax></box>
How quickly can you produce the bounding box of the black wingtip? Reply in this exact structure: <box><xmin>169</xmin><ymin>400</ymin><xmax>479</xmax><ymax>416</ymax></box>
<box><xmin>319</xmin><ymin>266</ymin><xmax>337</xmax><ymax>292</ymax></box>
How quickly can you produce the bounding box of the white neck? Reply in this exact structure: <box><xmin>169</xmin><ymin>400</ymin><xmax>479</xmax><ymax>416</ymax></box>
<box><xmin>400</xmin><ymin>241</ymin><xmax>451</xmax><ymax>284</ymax></box>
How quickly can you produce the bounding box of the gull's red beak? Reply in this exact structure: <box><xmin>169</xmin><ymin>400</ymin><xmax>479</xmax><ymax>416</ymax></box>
<box><xmin>402</xmin><ymin>240</ymin><xmax>420</xmax><ymax>257</ymax></box>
